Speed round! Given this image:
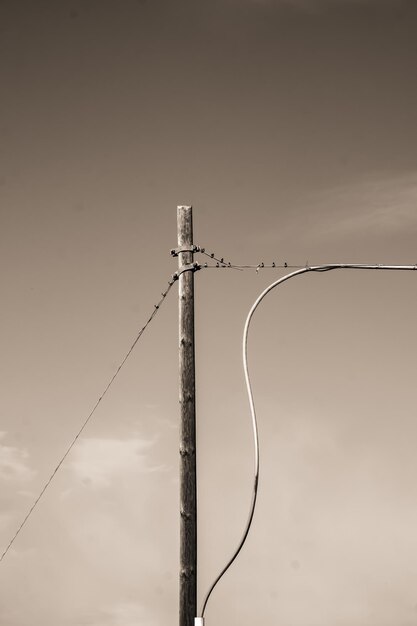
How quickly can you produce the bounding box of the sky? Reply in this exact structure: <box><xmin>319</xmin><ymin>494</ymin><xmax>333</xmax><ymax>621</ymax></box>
<box><xmin>1</xmin><ymin>0</ymin><xmax>417</xmax><ymax>625</ymax></box>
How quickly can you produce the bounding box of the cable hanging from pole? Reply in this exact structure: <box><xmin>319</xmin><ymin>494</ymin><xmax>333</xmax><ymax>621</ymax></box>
<box><xmin>197</xmin><ymin>262</ymin><xmax>417</xmax><ymax>623</ymax></box>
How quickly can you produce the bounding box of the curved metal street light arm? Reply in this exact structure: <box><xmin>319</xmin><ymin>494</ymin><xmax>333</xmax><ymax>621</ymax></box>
<box><xmin>199</xmin><ymin>262</ymin><xmax>417</xmax><ymax>620</ymax></box>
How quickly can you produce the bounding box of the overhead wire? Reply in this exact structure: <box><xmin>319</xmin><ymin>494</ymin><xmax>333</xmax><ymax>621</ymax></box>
<box><xmin>0</xmin><ymin>245</ymin><xmax>274</xmax><ymax>564</ymax></box>
<box><xmin>3</xmin><ymin>253</ymin><xmax>415</xmax><ymax>571</ymax></box>
<box><xmin>198</xmin><ymin>261</ymin><xmax>417</xmax><ymax>620</ymax></box>
<box><xmin>0</xmin><ymin>274</ymin><xmax>177</xmax><ymax>563</ymax></box>
<box><xmin>198</xmin><ymin>248</ymin><xmax>243</xmax><ymax>270</ymax></box>
<box><xmin>196</xmin><ymin>247</ymin><xmax>314</xmax><ymax>271</ymax></box>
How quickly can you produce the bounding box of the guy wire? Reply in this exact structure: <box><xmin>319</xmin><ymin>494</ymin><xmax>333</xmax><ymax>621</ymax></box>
<box><xmin>0</xmin><ymin>276</ymin><xmax>176</xmax><ymax>563</ymax></box>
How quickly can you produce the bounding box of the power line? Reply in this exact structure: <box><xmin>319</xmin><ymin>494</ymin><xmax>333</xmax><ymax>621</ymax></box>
<box><xmin>0</xmin><ymin>252</ymin><xmax>286</xmax><ymax>564</ymax></box>
<box><xmin>4</xmin><ymin>256</ymin><xmax>414</xmax><ymax>567</ymax></box>
<box><xmin>0</xmin><ymin>275</ymin><xmax>177</xmax><ymax>563</ymax></box>
<box><xmin>198</xmin><ymin>261</ymin><xmax>417</xmax><ymax>621</ymax></box>
<box><xmin>195</xmin><ymin>246</ymin><xmax>321</xmax><ymax>271</ymax></box>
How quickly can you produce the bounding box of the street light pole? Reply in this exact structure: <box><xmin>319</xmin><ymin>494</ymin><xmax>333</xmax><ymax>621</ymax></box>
<box><xmin>198</xmin><ymin>261</ymin><xmax>417</xmax><ymax>623</ymax></box>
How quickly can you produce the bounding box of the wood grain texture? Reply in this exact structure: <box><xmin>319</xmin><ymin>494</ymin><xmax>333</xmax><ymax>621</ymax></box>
<box><xmin>177</xmin><ymin>206</ymin><xmax>197</xmax><ymax>626</ymax></box>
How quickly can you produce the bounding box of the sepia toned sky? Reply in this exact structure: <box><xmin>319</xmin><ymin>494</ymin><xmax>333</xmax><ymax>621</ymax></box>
<box><xmin>1</xmin><ymin>0</ymin><xmax>417</xmax><ymax>625</ymax></box>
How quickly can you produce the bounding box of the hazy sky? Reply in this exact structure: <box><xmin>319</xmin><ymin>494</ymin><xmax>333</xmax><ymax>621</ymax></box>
<box><xmin>1</xmin><ymin>1</ymin><xmax>417</xmax><ymax>625</ymax></box>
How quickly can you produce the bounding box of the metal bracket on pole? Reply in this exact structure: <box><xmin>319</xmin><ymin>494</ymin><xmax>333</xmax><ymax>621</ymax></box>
<box><xmin>171</xmin><ymin>245</ymin><xmax>201</xmax><ymax>257</ymax></box>
<box><xmin>173</xmin><ymin>263</ymin><xmax>201</xmax><ymax>281</ymax></box>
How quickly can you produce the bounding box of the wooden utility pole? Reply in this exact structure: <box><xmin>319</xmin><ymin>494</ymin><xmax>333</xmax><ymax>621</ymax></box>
<box><xmin>177</xmin><ymin>206</ymin><xmax>197</xmax><ymax>626</ymax></box>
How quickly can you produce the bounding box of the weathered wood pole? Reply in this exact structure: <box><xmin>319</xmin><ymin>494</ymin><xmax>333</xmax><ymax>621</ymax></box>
<box><xmin>177</xmin><ymin>205</ymin><xmax>197</xmax><ymax>626</ymax></box>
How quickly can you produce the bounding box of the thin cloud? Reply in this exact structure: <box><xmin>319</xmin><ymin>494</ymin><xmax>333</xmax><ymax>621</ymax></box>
<box><xmin>0</xmin><ymin>432</ymin><xmax>35</xmax><ymax>482</ymax></box>
<box><xmin>309</xmin><ymin>171</ymin><xmax>417</xmax><ymax>239</ymax></box>
<box><xmin>256</xmin><ymin>406</ymin><xmax>417</xmax><ymax>625</ymax></box>
<box><xmin>69</xmin><ymin>437</ymin><xmax>167</xmax><ymax>487</ymax></box>
<box><xmin>97</xmin><ymin>602</ymin><xmax>158</xmax><ymax>626</ymax></box>
<box><xmin>0</xmin><ymin>512</ymin><xmax>13</xmax><ymax>531</ymax></box>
